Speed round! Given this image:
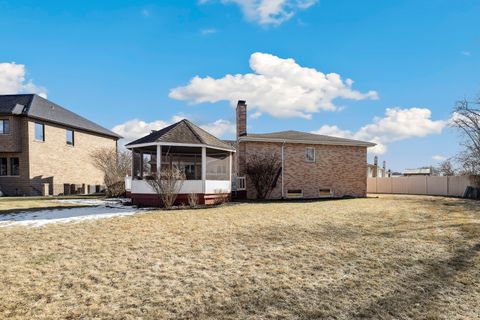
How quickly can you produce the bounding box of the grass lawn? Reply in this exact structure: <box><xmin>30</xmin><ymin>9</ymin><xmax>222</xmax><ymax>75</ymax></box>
<box><xmin>0</xmin><ymin>196</ymin><xmax>101</xmax><ymax>214</ymax></box>
<box><xmin>0</xmin><ymin>195</ymin><xmax>479</xmax><ymax>319</ymax></box>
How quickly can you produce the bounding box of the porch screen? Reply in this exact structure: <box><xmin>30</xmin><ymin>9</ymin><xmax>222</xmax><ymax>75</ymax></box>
<box><xmin>161</xmin><ymin>153</ymin><xmax>201</xmax><ymax>180</ymax></box>
<box><xmin>206</xmin><ymin>149</ymin><xmax>230</xmax><ymax>180</ymax></box>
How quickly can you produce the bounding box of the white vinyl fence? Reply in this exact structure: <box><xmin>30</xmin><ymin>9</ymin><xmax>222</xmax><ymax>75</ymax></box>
<box><xmin>367</xmin><ymin>176</ymin><xmax>473</xmax><ymax>197</ymax></box>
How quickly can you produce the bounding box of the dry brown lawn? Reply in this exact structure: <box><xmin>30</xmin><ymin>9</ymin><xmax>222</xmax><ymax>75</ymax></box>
<box><xmin>0</xmin><ymin>197</ymin><xmax>95</xmax><ymax>214</ymax></box>
<box><xmin>0</xmin><ymin>195</ymin><xmax>479</xmax><ymax>319</ymax></box>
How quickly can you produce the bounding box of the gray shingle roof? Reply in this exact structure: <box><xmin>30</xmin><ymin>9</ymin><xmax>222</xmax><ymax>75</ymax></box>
<box><xmin>240</xmin><ymin>130</ymin><xmax>375</xmax><ymax>147</ymax></box>
<box><xmin>126</xmin><ymin>119</ymin><xmax>235</xmax><ymax>151</ymax></box>
<box><xmin>0</xmin><ymin>94</ymin><xmax>121</xmax><ymax>139</ymax></box>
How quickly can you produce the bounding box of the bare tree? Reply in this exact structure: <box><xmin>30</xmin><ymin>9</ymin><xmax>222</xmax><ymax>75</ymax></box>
<box><xmin>246</xmin><ymin>152</ymin><xmax>281</xmax><ymax>199</ymax></box>
<box><xmin>146</xmin><ymin>168</ymin><xmax>185</xmax><ymax>209</ymax></box>
<box><xmin>451</xmin><ymin>98</ymin><xmax>480</xmax><ymax>186</ymax></box>
<box><xmin>188</xmin><ymin>192</ymin><xmax>199</xmax><ymax>208</ymax></box>
<box><xmin>437</xmin><ymin>159</ymin><xmax>456</xmax><ymax>176</ymax></box>
<box><xmin>91</xmin><ymin>147</ymin><xmax>132</xmax><ymax>197</ymax></box>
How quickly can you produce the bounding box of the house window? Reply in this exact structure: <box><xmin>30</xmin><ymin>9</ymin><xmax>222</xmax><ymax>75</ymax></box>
<box><xmin>0</xmin><ymin>158</ymin><xmax>7</xmax><ymax>176</ymax></box>
<box><xmin>305</xmin><ymin>147</ymin><xmax>315</xmax><ymax>162</ymax></box>
<box><xmin>10</xmin><ymin>158</ymin><xmax>19</xmax><ymax>176</ymax></box>
<box><xmin>0</xmin><ymin>120</ymin><xmax>10</xmax><ymax>134</ymax></box>
<box><xmin>35</xmin><ymin>122</ymin><xmax>45</xmax><ymax>141</ymax></box>
<box><xmin>319</xmin><ymin>188</ymin><xmax>332</xmax><ymax>198</ymax></box>
<box><xmin>66</xmin><ymin>129</ymin><xmax>74</xmax><ymax>146</ymax></box>
<box><xmin>287</xmin><ymin>189</ymin><xmax>303</xmax><ymax>198</ymax></box>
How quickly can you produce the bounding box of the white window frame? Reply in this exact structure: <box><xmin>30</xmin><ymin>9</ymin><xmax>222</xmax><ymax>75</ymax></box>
<box><xmin>66</xmin><ymin>129</ymin><xmax>74</xmax><ymax>146</ymax></box>
<box><xmin>286</xmin><ymin>189</ymin><xmax>303</xmax><ymax>198</ymax></box>
<box><xmin>319</xmin><ymin>188</ymin><xmax>333</xmax><ymax>198</ymax></box>
<box><xmin>34</xmin><ymin>122</ymin><xmax>45</xmax><ymax>142</ymax></box>
<box><xmin>0</xmin><ymin>119</ymin><xmax>10</xmax><ymax>134</ymax></box>
<box><xmin>305</xmin><ymin>147</ymin><xmax>315</xmax><ymax>163</ymax></box>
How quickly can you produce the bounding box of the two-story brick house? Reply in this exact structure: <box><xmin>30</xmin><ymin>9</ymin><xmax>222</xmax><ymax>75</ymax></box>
<box><xmin>0</xmin><ymin>94</ymin><xmax>121</xmax><ymax>196</ymax></box>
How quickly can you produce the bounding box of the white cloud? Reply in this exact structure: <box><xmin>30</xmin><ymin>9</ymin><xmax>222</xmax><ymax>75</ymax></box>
<box><xmin>0</xmin><ymin>62</ymin><xmax>47</xmax><ymax>98</ymax></box>
<box><xmin>461</xmin><ymin>51</ymin><xmax>471</xmax><ymax>56</ymax></box>
<box><xmin>201</xmin><ymin>28</ymin><xmax>218</xmax><ymax>35</ymax></box>
<box><xmin>199</xmin><ymin>119</ymin><xmax>235</xmax><ymax>137</ymax></box>
<box><xmin>112</xmin><ymin>116</ymin><xmax>235</xmax><ymax>144</ymax></box>
<box><xmin>112</xmin><ymin>118</ymin><xmax>171</xmax><ymax>143</ymax></box>
<box><xmin>141</xmin><ymin>9</ymin><xmax>150</xmax><ymax>17</ymax></box>
<box><xmin>432</xmin><ymin>155</ymin><xmax>447</xmax><ymax>162</ymax></box>
<box><xmin>200</xmin><ymin>0</ymin><xmax>317</xmax><ymax>25</ymax></box>
<box><xmin>313</xmin><ymin>107</ymin><xmax>447</xmax><ymax>155</ymax></box>
<box><xmin>170</xmin><ymin>52</ymin><xmax>378</xmax><ymax>119</ymax></box>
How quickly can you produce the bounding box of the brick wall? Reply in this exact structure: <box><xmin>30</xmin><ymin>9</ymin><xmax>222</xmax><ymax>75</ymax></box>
<box><xmin>0</xmin><ymin>116</ymin><xmax>22</xmax><ymax>152</ymax></box>
<box><xmin>239</xmin><ymin>141</ymin><xmax>368</xmax><ymax>199</ymax></box>
<box><xmin>28</xmin><ymin>119</ymin><xmax>117</xmax><ymax>194</ymax></box>
<box><xmin>0</xmin><ymin>117</ymin><xmax>31</xmax><ymax>195</ymax></box>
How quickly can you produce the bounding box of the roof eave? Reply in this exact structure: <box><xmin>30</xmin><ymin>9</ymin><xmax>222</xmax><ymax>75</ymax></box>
<box><xmin>125</xmin><ymin>141</ymin><xmax>235</xmax><ymax>152</ymax></box>
<box><xmin>238</xmin><ymin>136</ymin><xmax>376</xmax><ymax>147</ymax></box>
<box><xmin>26</xmin><ymin>115</ymin><xmax>122</xmax><ymax>140</ymax></box>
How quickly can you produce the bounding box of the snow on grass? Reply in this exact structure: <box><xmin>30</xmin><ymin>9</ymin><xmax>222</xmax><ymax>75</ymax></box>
<box><xmin>0</xmin><ymin>199</ymin><xmax>140</xmax><ymax>228</ymax></box>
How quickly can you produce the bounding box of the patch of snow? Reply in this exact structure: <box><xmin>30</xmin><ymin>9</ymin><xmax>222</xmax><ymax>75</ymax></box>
<box><xmin>0</xmin><ymin>199</ymin><xmax>140</xmax><ymax>228</ymax></box>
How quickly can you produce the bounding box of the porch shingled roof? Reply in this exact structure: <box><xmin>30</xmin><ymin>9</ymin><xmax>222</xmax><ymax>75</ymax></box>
<box><xmin>125</xmin><ymin>119</ymin><xmax>235</xmax><ymax>151</ymax></box>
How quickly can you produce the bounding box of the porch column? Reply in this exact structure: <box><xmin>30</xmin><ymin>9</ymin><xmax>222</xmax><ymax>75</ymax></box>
<box><xmin>201</xmin><ymin>147</ymin><xmax>206</xmax><ymax>193</ymax></box>
<box><xmin>140</xmin><ymin>151</ymin><xmax>144</xmax><ymax>179</ymax></box>
<box><xmin>156</xmin><ymin>144</ymin><xmax>161</xmax><ymax>175</ymax></box>
<box><xmin>131</xmin><ymin>148</ymin><xmax>135</xmax><ymax>177</ymax></box>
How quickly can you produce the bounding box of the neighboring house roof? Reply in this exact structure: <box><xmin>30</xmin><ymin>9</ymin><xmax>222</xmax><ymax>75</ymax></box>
<box><xmin>0</xmin><ymin>94</ymin><xmax>121</xmax><ymax>139</ymax></box>
<box><xmin>238</xmin><ymin>130</ymin><xmax>376</xmax><ymax>147</ymax></box>
<box><xmin>403</xmin><ymin>168</ymin><xmax>432</xmax><ymax>175</ymax></box>
<box><xmin>126</xmin><ymin>119</ymin><xmax>235</xmax><ymax>151</ymax></box>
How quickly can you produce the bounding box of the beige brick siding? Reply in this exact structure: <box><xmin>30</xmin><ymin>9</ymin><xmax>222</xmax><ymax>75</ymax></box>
<box><xmin>28</xmin><ymin>119</ymin><xmax>117</xmax><ymax>194</ymax></box>
<box><xmin>238</xmin><ymin>141</ymin><xmax>368</xmax><ymax>199</ymax></box>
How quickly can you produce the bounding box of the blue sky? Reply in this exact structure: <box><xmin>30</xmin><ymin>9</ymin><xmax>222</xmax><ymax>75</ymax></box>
<box><xmin>0</xmin><ymin>0</ymin><xmax>479</xmax><ymax>171</ymax></box>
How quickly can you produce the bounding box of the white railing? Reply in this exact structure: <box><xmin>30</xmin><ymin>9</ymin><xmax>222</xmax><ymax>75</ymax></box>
<box><xmin>125</xmin><ymin>176</ymin><xmax>132</xmax><ymax>192</ymax></box>
<box><xmin>233</xmin><ymin>176</ymin><xmax>246</xmax><ymax>191</ymax></box>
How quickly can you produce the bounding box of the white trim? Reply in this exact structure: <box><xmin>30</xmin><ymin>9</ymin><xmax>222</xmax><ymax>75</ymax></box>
<box><xmin>238</xmin><ymin>136</ymin><xmax>375</xmax><ymax>147</ymax></box>
<box><xmin>305</xmin><ymin>147</ymin><xmax>315</xmax><ymax>163</ymax></box>
<box><xmin>126</xmin><ymin>141</ymin><xmax>235</xmax><ymax>152</ymax></box>
<box><xmin>201</xmin><ymin>147</ymin><xmax>206</xmax><ymax>193</ymax></box>
<box><xmin>156</xmin><ymin>145</ymin><xmax>161</xmax><ymax>174</ymax></box>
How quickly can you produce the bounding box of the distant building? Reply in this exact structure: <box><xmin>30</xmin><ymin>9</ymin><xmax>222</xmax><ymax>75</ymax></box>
<box><xmin>0</xmin><ymin>94</ymin><xmax>121</xmax><ymax>196</ymax></box>
<box><xmin>403</xmin><ymin>167</ymin><xmax>433</xmax><ymax>176</ymax></box>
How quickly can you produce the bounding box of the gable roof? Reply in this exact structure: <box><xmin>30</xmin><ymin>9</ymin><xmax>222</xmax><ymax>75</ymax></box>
<box><xmin>126</xmin><ymin>119</ymin><xmax>235</xmax><ymax>151</ymax></box>
<box><xmin>0</xmin><ymin>94</ymin><xmax>121</xmax><ymax>139</ymax></box>
<box><xmin>239</xmin><ymin>130</ymin><xmax>375</xmax><ymax>147</ymax></box>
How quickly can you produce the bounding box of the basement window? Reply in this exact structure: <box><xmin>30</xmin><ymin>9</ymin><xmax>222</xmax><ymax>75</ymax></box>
<box><xmin>287</xmin><ymin>189</ymin><xmax>303</xmax><ymax>198</ymax></box>
<box><xmin>319</xmin><ymin>188</ymin><xmax>333</xmax><ymax>198</ymax></box>
<box><xmin>0</xmin><ymin>119</ymin><xmax>10</xmax><ymax>134</ymax></box>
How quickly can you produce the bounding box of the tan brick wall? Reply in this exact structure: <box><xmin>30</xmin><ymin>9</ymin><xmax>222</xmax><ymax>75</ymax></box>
<box><xmin>28</xmin><ymin>120</ymin><xmax>117</xmax><ymax>193</ymax></box>
<box><xmin>239</xmin><ymin>141</ymin><xmax>368</xmax><ymax>199</ymax></box>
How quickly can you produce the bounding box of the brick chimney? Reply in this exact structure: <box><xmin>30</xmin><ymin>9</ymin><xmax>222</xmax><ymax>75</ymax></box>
<box><xmin>236</xmin><ymin>100</ymin><xmax>247</xmax><ymax>138</ymax></box>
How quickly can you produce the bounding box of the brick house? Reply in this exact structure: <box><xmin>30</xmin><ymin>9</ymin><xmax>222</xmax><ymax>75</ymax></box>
<box><xmin>0</xmin><ymin>94</ymin><xmax>121</xmax><ymax>196</ymax></box>
<box><xmin>233</xmin><ymin>100</ymin><xmax>375</xmax><ymax>199</ymax></box>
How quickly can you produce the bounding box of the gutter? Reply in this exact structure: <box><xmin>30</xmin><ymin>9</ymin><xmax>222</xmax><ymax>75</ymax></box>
<box><xmin>238</xmin><ymin>136</ymin><xmax>376</xmax><ymax>148</ymax></box>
